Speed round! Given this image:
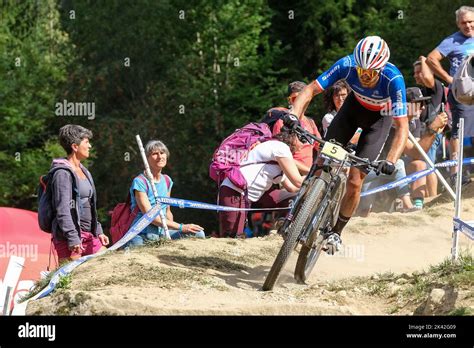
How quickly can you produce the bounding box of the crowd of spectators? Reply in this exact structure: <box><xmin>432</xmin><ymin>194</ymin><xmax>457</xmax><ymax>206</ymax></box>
<box><xmin>44</xmin><ymin>6</ymin><xmax>474</xmax><ymax>260</ymax></box>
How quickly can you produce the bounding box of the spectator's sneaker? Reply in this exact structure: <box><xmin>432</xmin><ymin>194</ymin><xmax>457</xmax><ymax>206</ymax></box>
<box><xmin>324</xmin><ymin>232</ymin><xmax>342</xmax><ymax>255</ymax></box>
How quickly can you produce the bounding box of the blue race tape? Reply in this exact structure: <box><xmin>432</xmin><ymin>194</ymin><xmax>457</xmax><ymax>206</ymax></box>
<box><xmin>31</xmin><ymin>156</ymin><xmax>474</xmax><ymax>300</ymax></box>
<box><xmin>34</xmin><ymin>202</ymin><xmax>163</xmax><ymax>300</ymax></box>
<box><xmin>360</xmin><ymin>157</ymin><xmax>474</xmax><ymax>197</ymax></box>
<box><xmin>453</xmin><ymin>218</ymin><xmax>474</xmax><ymax>240</ymax></box>
<box><xmin>31</xmin><ymin>192</ymin><xmax>289</xmax><ymax>300</ymax></box>
<box><xmin>434</xmin><ymin>157</ymin><xmax>474</xmax><ymax>168</ymax></box>
<box><xmin>360</xmin><ymin>168</ymin><xmax>435</xmax><ymax>197</ymax></box>
<box><xmin>153</xmin><ymin>196</ymin><xmax>289</xmax><ymax>212</ymax></box>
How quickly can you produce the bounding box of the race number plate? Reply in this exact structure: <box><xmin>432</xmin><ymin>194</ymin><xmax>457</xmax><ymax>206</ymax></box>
<box><xmin>321</xmin><ymin>142</ymin><xmax>348</xmax><ymax>161</ymax></box>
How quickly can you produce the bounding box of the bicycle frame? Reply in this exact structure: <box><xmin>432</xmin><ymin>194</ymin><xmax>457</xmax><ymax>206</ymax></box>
<box><xmin>278</xmin><ymin>142</ymin><xmax>351</xmax><ymax>245</ymax></box>
<box><xmin>263</xmin><ymin>117</ymin><xmax>381</xmax><ymax>290</ymax></box>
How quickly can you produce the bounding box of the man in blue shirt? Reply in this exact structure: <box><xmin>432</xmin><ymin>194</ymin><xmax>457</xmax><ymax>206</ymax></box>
<box><xmin>427</xmin><ymin>5</ymin><xmax>474</xmax><ymax>183</ymax></box>
<box><xmin>291</xmin><ymin>36</ymin><xmax>409</xmax><ymax>254</ymax></box>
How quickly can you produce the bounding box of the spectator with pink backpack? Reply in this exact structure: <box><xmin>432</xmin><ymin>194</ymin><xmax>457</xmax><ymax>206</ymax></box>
<box><xmin>263</xmin><ymin>81</ymin><xmax>322</xmax><ymax>175</ymax></box>
<box><xmin>211</xmin><ymin>125</ymin><xmax>305</xmax><ymax>238</ymax></box>
<box><xmin>123</xmin><ymin>140</ymin><xmax>205</xmax><ymax>247</ymax></box>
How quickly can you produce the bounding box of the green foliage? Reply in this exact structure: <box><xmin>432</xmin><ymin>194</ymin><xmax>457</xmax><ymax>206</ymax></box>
<box><xmin>268</xmin><ymin>0</ymin><xmax>411</xmax><ymax>118</ymax></box>
<box><xmin>57</xmin><ymin>274</ymin><xmax>72</xmax><ymax>289</ymax></box>
<box><xmin>2</xmin><ymin>0</ymin><xmax>467</xmax><ymax>233</ymax></box>
<box><xmin>20</xmin><ymin>271</ymin><xmax>54</xmax><ymax>302</ymax></box>
<box><xmin>55</xmin><ymin>0</ymin><xmax>285</xmax><ymax>232</ymax></box>
<box><xmin>448</xmin><ymin>307</ymin><xmax>473</xmax><ymax>316</ymax></box>
<box><xmin>0</xmin><ymin>0</ymin><xmax>71</xmax><ymax>207</ymax></box>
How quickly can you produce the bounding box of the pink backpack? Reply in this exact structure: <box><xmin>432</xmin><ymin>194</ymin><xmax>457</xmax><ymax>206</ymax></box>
<box><xmin>209</xmin><ymin>122</ymin><xmax>274</xmax><ymax>190</ymax></box>
<box><xmin>109</xmin><ymin>174</ymin><xmax>170</xmax><ymax>244</ymax></box>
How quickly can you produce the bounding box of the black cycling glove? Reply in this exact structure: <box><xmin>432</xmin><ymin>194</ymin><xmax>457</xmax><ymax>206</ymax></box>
<box><xmin>282</xmin><ymin>113</ymin><xmax>300</xmax><ymax>130</ymax></box>
<box><xmin>376</xmin><ymin>160</ymin><xmax>395</xmax><ymax>176</ymax></box>
<box><xmin>346</xmin><ymin>143</ymin><xmax>357</xmax><ymax>153</ymax></box>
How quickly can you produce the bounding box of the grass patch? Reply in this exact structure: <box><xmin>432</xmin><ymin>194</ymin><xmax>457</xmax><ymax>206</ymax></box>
<box><xmin>20</xmin><ymin>272</ymin><xmax>74</xmax><ymax>302</ymax></box>
<box><xmin>401</xmin><ymin>274</ymin><xmax>431</xmax><ymax>302</ymax></box>
<box><xmin>396</xmin><ymin>252</ymin><xmax>473</xmax><ymax>309</ymax></box>
<box><xmin>20</xmin><ymin>271</ymin><xmax>55</xmax><ymax>302</ymax></box>
<box><xmin>319</xmin><ymin>253</ymin><xmax>472</xmax><ymax>314</ymax></box>
<box><xmin>429</xmin><ymin>253</ymin><xmax>473</xmax><ymax>282</ymax></box>
<box><xmin>79</xmin><ymin>264</ymin><xmax>203</xmax><ymax>291</ymax></box>
<box><xmin>375</xmin><ymin>271</ymin><xmax>396</xmax><ymax>282</ymax></box>
<box><xmin>388</xmin><ymin>305</ymin><xmax>401</xmax><ymax>314</ymax></box>
<box><xmin>448</xmin><ymin>307</ymin><xmax>473</xmax><ymax>316</ymax></box>
<box><xmin>143</xmin><ymin>238</ymin><xmax>172</xmax><ymax>249</ymax></box>
<box><xmin>327</xmin><ymin>279</ymin><xmax>353</xmax><ymax>292</ymax></box>
<box><xmin>159</xmin><ymin>254</ymin><xmax>247</xmax><ymax>272</ymax></box>
<box><xmin>57</xmin><ymin>274</ymin><xmax>72</xmax><ymax>290</ymax></box>
<box><xmin>54</xmin><ymin>292</ymin><xmax>92</xmax><ymax>315</ymax></box>
<box><xmin>368</xmin><ymin>282</ymin><xmax>388</xmax><ymax>296</ymax></box>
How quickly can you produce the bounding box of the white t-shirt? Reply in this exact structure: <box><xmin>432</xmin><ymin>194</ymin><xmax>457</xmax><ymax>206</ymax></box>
<box><xmin>322</xmin><ymin>112</ymin><xmax>362</xmax><ymax>138</ymax></box>
<box><xmin>221</xmin><ymin>140</ymin><xmax>292</xmax><ymax>202</ymax></box>
<box><xmin>322</xmin><ymin>112</ymin><xmax>336</xmax><ymax>136</ymax></box>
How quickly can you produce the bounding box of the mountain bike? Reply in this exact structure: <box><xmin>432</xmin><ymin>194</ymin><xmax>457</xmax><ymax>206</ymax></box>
<box><xmin>262</xmin><ymin>116</ymin><xmax>379</xmax><ymax>291</ymax></box>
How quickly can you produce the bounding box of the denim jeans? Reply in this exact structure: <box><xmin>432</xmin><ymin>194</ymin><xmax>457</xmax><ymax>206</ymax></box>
<box><xmin>426</xmin><ymin>133</ymin><xmax>442</xmax><ymax>164</ymax></box>
<box><xmin>359</xmin><ymin>159</ymin><xmax>409</xmax><ymax>211</ymax></box>
<box><xmin>125</xmin><ymin>229</ymin><xmax>205</xmax><ymax>248</ymax></box>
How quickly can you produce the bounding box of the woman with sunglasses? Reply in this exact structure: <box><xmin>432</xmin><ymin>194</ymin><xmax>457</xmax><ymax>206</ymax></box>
<box><xmin>288</xmin><ymin>36</ymin><xmax>409</xmax><ymax>255</ymax></box>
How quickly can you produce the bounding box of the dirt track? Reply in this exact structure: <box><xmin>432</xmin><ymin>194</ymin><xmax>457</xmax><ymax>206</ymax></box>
<box><xmin>27</xmin><ymin>186</ymin><xmax>474</xmax><ymax>315</ymax></box>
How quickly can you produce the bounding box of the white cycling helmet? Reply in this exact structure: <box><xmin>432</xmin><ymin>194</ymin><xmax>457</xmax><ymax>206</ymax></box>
<box><xmin>354</xmin><ymin>36</ymin><xmax>390</xmax><ymax>70</ymax></box>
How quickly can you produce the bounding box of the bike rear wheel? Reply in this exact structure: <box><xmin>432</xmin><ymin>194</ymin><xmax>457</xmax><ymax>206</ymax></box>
<box><xmin>294</xmin><ymin>173</ymin><xmax>347</xmax><ymax>284</ymax></box>
<box><xmin>262</xmin><ymin>179</ymin><xmax>327</xmax><ymax>291</ymax></box>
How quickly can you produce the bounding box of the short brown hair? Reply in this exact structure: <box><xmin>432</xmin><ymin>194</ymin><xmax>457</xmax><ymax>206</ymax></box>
<box><xmin>59</xmin><ymin>124</ymin><xmax>93</xmax><ymax>155</ymax></box>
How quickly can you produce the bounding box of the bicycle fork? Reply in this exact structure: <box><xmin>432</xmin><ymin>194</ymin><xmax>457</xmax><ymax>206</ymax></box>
<box><xmin>299</xmin><ymin>182</ymin><xmax>334</xmax><ymax>245</ymax></box>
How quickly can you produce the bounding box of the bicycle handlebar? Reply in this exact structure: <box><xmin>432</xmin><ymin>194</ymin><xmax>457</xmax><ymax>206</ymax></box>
<box><xmin>282</xmin><ymin>114</ymin><xmax>380</xmax><ymax>172</ymax></box>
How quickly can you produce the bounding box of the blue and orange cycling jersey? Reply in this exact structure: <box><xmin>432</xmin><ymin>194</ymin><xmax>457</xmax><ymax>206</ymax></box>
<box><xmin>315</xmin><ymin>54</ymin><xmax>407</xmax><ymax>118</ymax></box>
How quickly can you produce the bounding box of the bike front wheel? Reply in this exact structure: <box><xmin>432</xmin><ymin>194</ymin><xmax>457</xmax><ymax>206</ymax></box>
<box><xmin>294</xmin><ymin>173</ymin><xmax>346</xmax><ymax>284</ymax></box>
<box><xmin>262</xmin><ymin>179</ymin><xmax>327</xmax><ymax>291</ymax></box>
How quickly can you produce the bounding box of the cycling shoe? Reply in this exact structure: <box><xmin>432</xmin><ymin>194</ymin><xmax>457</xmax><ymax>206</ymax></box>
<box><xmin>324</xmin><ymin>232</ymin><xmax>342</xmax><ymax>255</ymax></box>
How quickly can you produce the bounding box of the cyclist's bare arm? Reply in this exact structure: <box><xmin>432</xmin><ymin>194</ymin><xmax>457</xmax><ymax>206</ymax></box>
<box><xmin>427</xmin><ymin>49</ymin><xmax>453</xmax><ymax>85</ymax></box>
<box><xmin>276</xmin><ymin>156</ymin><xmax>303</xmax><ymax>189</ymax></box>
<box><xmin>291</xmin><ymin>81</ymin><xmax>324</xmax><ymax>119</ymax></box>
<box><xmin>386</xmin><ymin>117</ymin><xmax>409</xmax><ymax>163</ymax></box>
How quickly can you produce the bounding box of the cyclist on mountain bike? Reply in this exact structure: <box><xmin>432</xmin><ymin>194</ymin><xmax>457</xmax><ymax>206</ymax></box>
<box><xmin>290</xmin><ymin>36</ymin><xmax>409</xmax><ymax>254</ymax></box>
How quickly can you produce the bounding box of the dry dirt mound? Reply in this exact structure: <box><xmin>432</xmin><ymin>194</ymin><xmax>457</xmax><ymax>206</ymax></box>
<box><xmin>27</xmin><ymin>184</ymin><xmax>474</xmax><ymax>315</ymax></box>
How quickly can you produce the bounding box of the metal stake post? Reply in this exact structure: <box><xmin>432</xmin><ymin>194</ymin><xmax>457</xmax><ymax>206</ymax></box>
<box><xmin>136</xmin><ymin>135</ymin><xmax>171</xmax><ymax>239</ymax></box>
<box><xmin>452</xmin><ymin>118</ymin><xmax>464</xmax><ymax>260</ymax></box>
<box><xmin>408</xmin><ymin>131</ymin><xmax>455</xmax><ymax>200</ymax></box>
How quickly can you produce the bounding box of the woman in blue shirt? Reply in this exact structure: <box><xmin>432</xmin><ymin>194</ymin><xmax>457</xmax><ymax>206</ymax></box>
<box><xmin>126</xmin><ymin>140</ymin><xmax>205</xmax><ymax>247</ymax></box>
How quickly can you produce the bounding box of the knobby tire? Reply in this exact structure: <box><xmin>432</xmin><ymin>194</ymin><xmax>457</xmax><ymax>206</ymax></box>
<box><xmin>262</xmin><ymin>179</ymin><xmax>327</xmax><ymax>291</ymax></box>
<box><xmin>294</xmin><ymin>173</ymin><xmax>347</xmax><ymax>283</ymax></box>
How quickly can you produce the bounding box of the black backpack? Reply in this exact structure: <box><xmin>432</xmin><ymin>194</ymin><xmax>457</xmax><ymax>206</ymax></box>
<box><xmin>37</xmin><ymin>167</ymin><xmax>76</xmax><ymax>233</ymax></box>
